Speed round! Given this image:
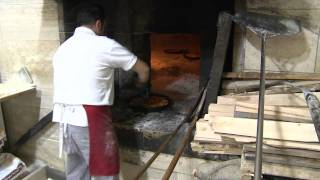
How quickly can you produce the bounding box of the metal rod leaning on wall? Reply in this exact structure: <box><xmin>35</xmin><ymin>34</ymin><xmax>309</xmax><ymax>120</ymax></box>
<box><xmin>254</xmin><ymin>33</ymin><xmax>267</xmax><ymax>180</ymax></box>
<box><xmin>133</xmin><ymin>81</ymin><xmax>208</xmax><ymax>180</ymax></box>
<box><xmin>161</xmin><ymin>89</ymin><xmax>207</xmax><ymax>180</ymax></box>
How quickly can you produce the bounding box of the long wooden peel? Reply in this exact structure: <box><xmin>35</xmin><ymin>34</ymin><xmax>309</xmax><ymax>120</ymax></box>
<box><xmin>133</xmin><ymin>81</ymin><xmax>208</xmax><ymax>180</ymax></box>
<box><xmin>162</xmin><ymin>89</ymin><xmax>207</xmax><ymax>180</ymax></box>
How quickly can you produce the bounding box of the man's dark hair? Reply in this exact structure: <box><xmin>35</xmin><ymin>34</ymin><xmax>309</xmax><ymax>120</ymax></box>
<box><xmin>76</xmin><ymin>3</ymin><xmax>105</xmax><ymax>26</ymax></box>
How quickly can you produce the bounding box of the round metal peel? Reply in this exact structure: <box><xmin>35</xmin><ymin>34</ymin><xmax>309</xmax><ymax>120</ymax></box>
<box><xmin>232</xmin><ymin>11</ymin><xmax>301</xmax><ymax>180</ymax></box>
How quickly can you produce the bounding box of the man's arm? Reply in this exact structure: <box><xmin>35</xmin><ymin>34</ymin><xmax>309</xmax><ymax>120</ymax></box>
<box><xmin>132</xmin><ymin>59</ymin><xmax>150</xmax><ymax>84</ymax></box>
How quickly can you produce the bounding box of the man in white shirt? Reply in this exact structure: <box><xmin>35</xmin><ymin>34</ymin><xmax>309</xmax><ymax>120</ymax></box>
<box><xmin>52</xmin><ymin>4</ymin><xmax>149</xmax><ymax>180</ymax></box>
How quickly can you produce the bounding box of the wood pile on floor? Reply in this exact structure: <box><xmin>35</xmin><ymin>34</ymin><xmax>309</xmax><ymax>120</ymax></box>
<box><xmin>192</xmin><ymin>74</ymin><xmax>320</xmax><ymax>179</ymax></box>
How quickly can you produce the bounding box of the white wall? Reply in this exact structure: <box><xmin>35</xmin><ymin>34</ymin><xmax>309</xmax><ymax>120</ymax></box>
<box><xmin>0</xmin><ymin>0</ymin><xmax>63</xmax><ymax>170</ymax></box>
<box><xmin>233</xmin><ymin>0</ymin><xmax>320</xmax><ymax>73</ymax></box>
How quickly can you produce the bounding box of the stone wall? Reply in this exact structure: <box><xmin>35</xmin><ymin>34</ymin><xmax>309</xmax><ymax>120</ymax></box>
<box><xmin>233</xmin><ymin>0</ymin><xmax>320</xmax><ymax>73</ymax></box>
<box><xmin>0</xmin><ymin>0</ymin><xmax>62</xmax><ymax>170</ymax></box>
<box><xmin>0</xmin><ymin>0</ymin><xmax>154</xmax><ymax>171</ymax></box>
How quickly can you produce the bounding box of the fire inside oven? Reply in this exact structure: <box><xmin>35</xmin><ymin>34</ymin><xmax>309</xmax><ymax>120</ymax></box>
<box><xmin>150</xmin><ymin>33</ymin><xmax>200</xmax><ymax>99</ymax></box>
<box><xmin>128</xmin><ymin>33</ymin><xmax>200</xmax><ymax>112</ymax></box>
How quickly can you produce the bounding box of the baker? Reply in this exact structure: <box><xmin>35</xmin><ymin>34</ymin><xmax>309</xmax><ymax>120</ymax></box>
<box><xmin>52</xmin><ymin>3</ymin><xmax>149</xmax><ymax>180</ymax></box>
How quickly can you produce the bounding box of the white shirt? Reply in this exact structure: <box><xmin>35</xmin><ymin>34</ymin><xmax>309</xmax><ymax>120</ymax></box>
<box><xmin>53</xmin><ymin>26</ymin><xmax>137</xmax><ymax>106</ymax></box>
<box><xmin>52</xmin><ymin>26</ymin><xmax>137</xmax><ymax>127</ymax></box>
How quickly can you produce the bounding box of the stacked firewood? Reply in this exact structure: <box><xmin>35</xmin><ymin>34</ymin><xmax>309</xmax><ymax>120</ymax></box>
<box><xmin>192</xmin><ymin>73</ymin><xmax>320</xmax><ymax>179</ymax></box>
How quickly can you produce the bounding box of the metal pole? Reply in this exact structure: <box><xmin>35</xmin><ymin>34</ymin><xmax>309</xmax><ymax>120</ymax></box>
<box><xmin>254</xmin><ymin>33</ymin><xmax>267</xmax><ymax>180</ymax></box>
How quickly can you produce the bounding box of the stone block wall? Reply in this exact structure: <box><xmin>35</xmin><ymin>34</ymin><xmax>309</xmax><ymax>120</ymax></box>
<box><xmin>0</xmin><ymin>0</ymin><xmax>62</xmax><ymax>170</ymax></box>
<box><xmin>233</xmin><ymin>0</ymin><xmax>320</xmax><ymax>73</ymax></box>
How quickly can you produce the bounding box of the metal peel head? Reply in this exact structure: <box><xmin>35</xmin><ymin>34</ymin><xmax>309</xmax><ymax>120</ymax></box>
<box><xmin>233</xmin><ymin>12</ymin><xmax>301</xmax><ymax>36</ymax></box>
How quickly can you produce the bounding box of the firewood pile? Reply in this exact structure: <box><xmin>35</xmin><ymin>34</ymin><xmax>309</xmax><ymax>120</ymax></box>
<box><xmin>192</xmin><ymin>72</ymin><xmax>320</xmax><ymax>179</ymax></box>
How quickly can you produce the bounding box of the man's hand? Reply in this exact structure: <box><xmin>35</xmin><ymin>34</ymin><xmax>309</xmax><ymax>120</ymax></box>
<box><xmin>132</xmin><ymin>59</ymin><xmax>150</xmax><ymax>84</ymax></box>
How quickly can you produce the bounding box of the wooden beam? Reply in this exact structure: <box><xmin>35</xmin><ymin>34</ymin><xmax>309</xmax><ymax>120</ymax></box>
<box><xmin>244</xmin><ymin>152</ymin><xmax>320</xmax><ymax>169</ymax></box>
<box><xmin>204</xmin><ymin>12</ymin><xmax>233</xmax><ymax>112</ymax></box>
<box><xmin>217</xmin><ymin>92</ymin><xmax>320</xmax><ymax>106</ymax></box>
<box><xmin>209</xmin><ymin>117</ymin><xmax>318</xmax><ymax>142</ymax></box>
<box><xmin>236</xmin><ymin>102</ymin><xmax>310</xmax><ymax>117</ymax></box>
<box><xmin>241</xmin><ymin>154</ymin><xmax>320</xmax><ymax>179</ymax></box>
<box><xmin>223</xmin><ymin>72</ymin><xmax>320</xmax><ymax>80</ymax></box>
<box><xmin>235</xmin><ymin>105</ymin><xmax>311</xmax><ymax>123</ymax></box>
<box><xmin>243</xmin><ymin>144</ymin><xmax>320</xmax><ymax>160</ymax></box>
<box><xmin>194</xmin><ymin>119</ymin><xmax>320</xmax><ymax>151</ymax></box>
<box><xmin>191</xmin><ymin>141</ymin><xmax>242</xmax><ymax>155</ymax></box>
<box><xmin>207</xmin><ymin>103</ymin><xmax>311</xmax><ymax>123</ymax></box>
<box><xmin>221</xmin><ymin>80</ymin><xmax>320</xmax><ymax>95</ymax></box>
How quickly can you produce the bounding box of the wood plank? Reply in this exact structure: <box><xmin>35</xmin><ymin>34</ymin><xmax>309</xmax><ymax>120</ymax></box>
<box><xmin>208</xmin><ymin>104</ymin><xmax>235</xmax><ymax>113</ymax></box>
<box><xmin>235</xmin><ymin>111</ymin><xmax>310</xmax><ymax>123</ymax></box>
<box><xmin>243</xmin><ymin>144</ymin><xmax>320</xmax><ymax>160</ymax></box>
<box><xmin>194</xmin><ymin>119</ymin><xmax>320</xmax><ymax>151</ymax></box>
<box><xmin>203</xmin><ymin>12</ymin><xmax>233</xmax><ymax>112</ymax></box>
<box><xmin>223</xmin><ymin>72</ymin><xmax>320</xmax><ymax>80</ymax></box>
<box><xmin>191</xmin><ymin>141</ymin><xmax>242</xmax><ymax>155</ymax></box>
<box><xmin>206</xmin><ymin>111</ymin><xmax>310</xmax><ymax>123</ymax></box>
<box><xmin>195</xmin><ymin>120</ymin><xmax>246</xmax><ymax>144</ymax></box>
<box><xmin>217</xmin><ymin>92</ymin><xmax>318</xmax><ymax>106</ymax></box>
<box><xmin>222</xmin><ymin>81</ymin><xmax>320</xmax><ymax>95</ymax></box>
<box><xmin>241</xmin><ymin>155</ymin><xmax>320</xmax><ymax>180</ymax></box>
<box><xmin>195</xmin><ymin>135</ymin><xmax>320</xmax><ymax>152</ymax></box>
<box><xmin>205</xmin><ymin>112</ymin><xmax>235</xmax><ymax>118</ymax></box>
<box><xmin>221</xmin><ymin>80</ymin><xmax>280</xmax><ymax>91</ymax></box>
<box><xmin>209</xmin><ymin>117</ymin><xmax>318</xmax><ymax>142</ymax></box>
<box><xmin>207</xmin><ymin>103</ymin><xmax>311</xmax><ymax>123</ymax></box>
<box><xmin>244</xmin><ymin>152</ymin><xmax>320</xmax><ymax>169</ymax></box>
<box><xmin>211</xmin><ymin>101</ymin><xmax>310</xmax><ymax>116</ymax></box>
<box><xmin>207</xmin><ymin>104</ymin><xmax>236</xmax><ymax>117</ymax></box>
<box><xmin>235</xmin><ymin>106</ymin><xmax>311</xmax><ymax>122</ymax></box>
<box><xmin>237</xmin><ymin>102</ymin><xmax>310</xmax><ymax>117</ymax></box>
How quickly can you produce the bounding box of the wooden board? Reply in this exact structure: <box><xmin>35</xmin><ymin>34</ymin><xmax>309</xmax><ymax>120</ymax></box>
<box><xmin>217</xmin><ymin>92</ymin><xmax>319</xmax><ymax>106</ymax></box>
<box><xmin>223</xmin><ymin>72</ymin><xmax>320</xmax><ymax>80</ymax></box>
<box><xmin>236</xmin><ymin>102</ymin><xmax>310</xmax><ymax>116</ymax></box>
<box><xmin>207</xmin><ymin>104</ymin><xmax>236</xmax><ymax>117</ymax></box>
<box><xmin>243</xmin><ymin>144</ymin><xmax>320</xmax><ymax>160</ymax></box>
<box><xmin>191</xmin><ymin>141</ymin><xmax>242</xmax><ymax>155</ymax></box>
<box><xmin>205</xmin><ymin>112</ymin><xmax>235</xmax><ymax>118</ymax></box>
<box><xmin>208</xmin><ymin>104</ymin><xmax>235</xmax><ymax>113</ymax></box>
<box><xmin>235</xmin><ymin>106</ymin><xmax>311</xmax><ymax>123</ymax></box>
<box><xmin>237</xmin><ymin>106</ymin><xmax>309</xmax><ymax>119</ymax></box>
<box><xmin>245</xmin><ymin>152</ymin><xmax>320</xmax><ymax>169</ymax></box>
<box><xmin>209</xmin><ymin>117</ymin><xmax>318</xmax><ymax>142</ymax></box>
<box><xmin>222</xmin><ymin>80</ymin><xmax>320</xmax><ymax>95</ymax></box>
<box><xmin>195</xmin><ymin>120</ymin><xmax>246</xmax><ymax>144</ymax></box>
<box><xmin>221</xmin><ymin>80</ymin><xmax>281</xmax><ymax>94</ymax></box>
<box><xmin>203</xmin><ymin>12</ymin><xmax>233</xmax><ymax>112</ymax></box>
<box><xmin>241</xmin><ymin>154</ymin><xmax>320</xmax><ymax>180</ymax></box>
<box><xmin>194</xmin><ymin>119</ymin><xmax>320</xmax><ymax>151</ymax></box>
<box><xmin>207</xmin><ymin>103</ymin><xmax>311</xmax><ymax>123</ymax></box>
